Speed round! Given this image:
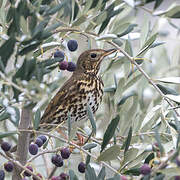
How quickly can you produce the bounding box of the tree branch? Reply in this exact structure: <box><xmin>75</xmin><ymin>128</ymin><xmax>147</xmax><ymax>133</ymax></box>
<box><xmin>12</xmin><ymin>108</ymin><xmax>32</xmax><ymax>180</ymax></box>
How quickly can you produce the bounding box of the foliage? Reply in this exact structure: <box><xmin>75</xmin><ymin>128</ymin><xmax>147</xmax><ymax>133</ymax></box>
<box><xmin>0</xmin><ymin>0</ymin><xmax>180</xmax><ymax>179</ymax></box>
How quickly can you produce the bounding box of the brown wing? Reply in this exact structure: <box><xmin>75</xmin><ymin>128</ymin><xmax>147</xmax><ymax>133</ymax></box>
<box><xmin>40</xmin><ymin>75</ymin><xmax>77</xmax><ymax>125</ymax></box>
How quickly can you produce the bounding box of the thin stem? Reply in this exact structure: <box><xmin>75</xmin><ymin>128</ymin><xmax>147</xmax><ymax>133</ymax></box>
<box><xmin>19</xmin><ymin>129</ymin><xmax>121</xmax><ymax>175</ymax></box>
<box><xmin>108</xmin><ymin>41</ymin><xmax>180</xmax><ymax>117</ymax></box>
<box><xmin>0</xmin><ymin>151</ymin><xmax>41</xmax><ymax>180</ymax></box>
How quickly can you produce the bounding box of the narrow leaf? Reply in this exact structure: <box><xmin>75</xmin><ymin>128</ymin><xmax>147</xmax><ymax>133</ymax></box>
<box><xmin>19</xmin><ymin>42</ymin><xmax>41</xmax><ymax>56</ymax></box>
<box><xmin>45</xmin><ymin>1</ymin><xmax>65</xmax><ymax>15</ymax></box>
<box><xmin>156</xmin><ymin>84</ymin><xmax>178</xmax><ymax>95</ymax></box>
<box><xmin>69</xmin><ymin>169</ymin><xmax>79</xmax><ymax>180</ymax></box>
<box><xmin>0</xmin><ymin>111</ymin><xmax>10</xmax><ymax>121</ymax></box>
<box><xmin>87</xmin><ymin>104</ymin><xmax>96</xmax><ymax>134</ymax></box>
<box><xmin>124</xmin><ymin>127</ymin><xmax>132</xmax><ymax>154</ymax></box>
<box><xmin>85</xmin><ymin>165</ymin><xmax>97</xmax><ymax>180</ymax></box>
<box><xmin>86</xmin><ymin>154</ymin><xmax>91</xmax><ymax>166</ymax></box>
<box><xmin>0</xmin><ymin>37</ymin><xmax>16</xmax><ymax>67</ymax></box>
<box><xmin>154</xmin><ymin>127</ymin><xmax>164</xmax><ymax>155</ymax></box>
<box><xmin>137</xmin><ymin>33</ymin><xmax>157</xmax><ymax>57</ymax></box>
<box><xmin>83</xmin><ymin>143</ymin><xmax>97</xmax><ymax>150</ymax></box>
<box><xmin>101</xmin><ymin>115</ymin><xmax>120</xmax><ymax>152</ymax></box>
<box><xmin>0</xmin><ymin>131</ymin><xmax>18</xmax><ymax>139</ymax></box>
<box><xmin>165</xmin><ymin>94</ymin><xmax>180</xmax><ymax>104</ymax></box>
<box><xmin>97</xmin><ymin>167</ymin><xmax>106</xmax><ymax>180</ymax></box>
<box><xmin>33</xmin><ymin>109</ymin><xmax>41</xmax><ymax>130</ymax></box>
<box><xmin>68</xmin><ymin>113</ymin><xmax>71</xmax><ymax>141</ymax></box>
<box><xmin>155</xmin><ymin>77</ymin><xmax>180</xmax><ymax>84</ymax></box>
<box><xmin>107</xmin><ymin>174</ymin><xmax>120</xmax><ymax>180</ymax></box>
<box><xmin>98</xmin><ymin>145</ymin><xmax>121</xmax><ymax>162</ymax></box>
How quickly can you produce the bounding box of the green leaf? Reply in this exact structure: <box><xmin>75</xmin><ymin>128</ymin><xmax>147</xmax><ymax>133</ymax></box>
<box><xmin>154</xmin><ymin>0</ymin><xmax>163</xmax><ymax>9</ymax></box>
<box><xmin>0</xmin><ymin>131</ymin><xmax>18</xmax><ymax>139</ymax></box>
<box><xmin>69</xmin><ymin>169</ymin><xmax>79</xmax><ymax>180</ymax></box>
<box><xmin>10</xmin><ymin>107</ymin><xmax>20</xmax><ymax>127</ymax></box>
<box><xmin>150</xmin><ymin>42</ymin><xmax>165</xmax><ymax>48</ymax></box>
<box><xmin>72</xmin><ymin>15</ymin><xmax>87</xmax><ymax>27</ymax></box>
<box><xmin>142</xmin><ymin>33</ymin><xmax>158</xmax><ymax>49</ymax></box>
<box><xmin>165</xmin><ymin>5</ymin><xmax>180</xmax><ymax>18</ymax></box>
<box><xmin>101</xmin><ymin>115</ymin><xmax>120</xmax><ymax>152</ymax></box>
<box><xmin>33</xmin><ymin>109</ymin><xmax>41</xmax><ymax>130</ymax></box>
<box><xmin>136</xmin><ymin>33</ymin><xmax>157</xmax><ymax>57</ymax></box>
<box><xmin>19</xmin><ymin>42</ymin><xmax>41</xmax><ymax>56</ymax></box>
<box><xmin>112</xmin><ymin>38</ymin><xmax>123</xmax><ymax>47</ymax></box>
<box><xmin>154</xmin><ymin>174</ymin><xmax>165</xmax><ymax>180</ymax></box>
<box><xmin>124</xmin><ymin>127</ymin><xmax>132</xmax><ymax>154</ymax></box>
<box><xmin>155</xmin><ymin>77</ymin><xmax>180</xmax><ymax>84</ymax></box>
<box><xmin>125</xmin><ymin>39</ymin><xmax>133</xmax><ymax>57</ymax></box>
<box><xmin>13</xmin><ymin>58</ymin><xmax>36</xmax><ymax>82</ymax></box>
<box><xmin>85</xmin><ymin>165</ymin><xmax>97</xmax><ymax>180</ymax></box>
<box><xmin>32</xmin><ymin>18</ymin><xmax>50</xmax><ymax>38</ymax></box>
<box><xmin>112</xmin><ymin>23</ymin><xmax>130</xmax><ymax>34</ymax></box>
<box><xmin>117</xmin><ymin>24</ymin><xmax>137</xmax><ymax>38</ymax></box>
<box><xmin>0</xmin><ymin>57</ymin><xmax>5</xmax><ymax>72</ymax></box>
<box><xmin>34</xmin><ymin>42</ymin><xmax>61</xmax><ymax>57</ymax></box>
<box><xmin>140</xmin><ymin>105</ymin><xmax>161</xmax><ymax>129</ymax></box>
<box><xmin>83</xmin><ymin>143</ymin><xmax>97</xmax><ymax>150</ymax></box>
<box><xmin>0</xmin><ymin>111</ymin><xmax>10</xmax><ymax>121</ymax></box>
<box><xmin>98</xmin><ymin>145</ymin><xmax>121</xmax><ymax>162</ymax></box>
<box><xmin>122</xmin><ymin>148</ymin><xmax>139</xmax><ymax>167</ymax></box>
<box><xmin>73</xmin><ymin>2</ymin><xmax>79</xmax><ymax>20</ymax></box>
<box><xmin>87</xmin><ymin>104</ymin><xmax>96</xmax><ymax>134</ymax></box>
<box><xmin>156</xmin><ymin>84</ymin><xmax>178</xmax><ymax>95</ymax></box>
<box><xmin>114</xmin><ymin>78</ymin><xmax>125</xmax><ymax>105</ymax></box>
<box><xmin>97</xmin><ymin>167</ymin><xmax>105</xmax><ymax>180</ymax></box>
<box><xmin>98</xmin><ymin>18</ymin><xmax>110</xmax><ymax>34</ymax></box>
<box><xmin>68</xmin><ymin>113</ymin><xmax>71</xmax><ymax>141</ymax></box>
<box><xmin>83</xmin><ymin>0</ymin><xmax>93</xmax><ymax>13</ymax></box>
<box><xmin>123</xmin><ymin>74</ymin><xmax>142</xmax><ymax>91</ymax></box>
<box><xmin>104</xmin><ymin>87</ymin><xmax>116</xmax><ymax>93</ymax></box>
<box><xmin>165</xmin><ymin>94</ymin><xmax>180</xmax><ymax>104</ymax></box>
<box><xmin>96</xmin><ymin>34</ymin><xmax>117</xmax><ymax>41</ymax></box>
<box><xmin>38</xmin><ymin>57</ymin><xmax>64</xmax><ymax>67</ymax></box>
<box><xmin>117</xmin><ymin>91</ymin><xmax>137</xmax><ymax>106</ymax></box>
<box><xmin>158</xmin><ymin>167</ymin><xmax>180</xmax><ymax>177</ymax></box>
<box><xmin>154</xmin><ymin>127</ymin><xmax>164</xmax><ymax>155</ymax></box>
<box><xmin>44</xmin><ymin>1</ymin><xmax>65</xmax><ymax>16</ymax></box>
<box><xmin>0</xmin><ymin>37</ymin><xmax>16</xmax><ymax>68</ymax></box>
<box><xmin>107</xmin><ymin>174</ymin><xmax>120</xmax><ymax>180</ymax></box>
<box><xmin>86</xmin><ymin>154</ymin><xmax>91</xmax><ymax>166</ymax></box>
<box><xmin>123</xmin><ymin>168</ymin><xmax>140</xmax><ymax>176</ymax></box>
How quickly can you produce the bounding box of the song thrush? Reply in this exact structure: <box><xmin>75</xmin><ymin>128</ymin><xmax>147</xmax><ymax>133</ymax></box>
<box><xmin>39</xmin><ymin>49</ymin><xmax>116</xmax><ymax>131</ymax></box>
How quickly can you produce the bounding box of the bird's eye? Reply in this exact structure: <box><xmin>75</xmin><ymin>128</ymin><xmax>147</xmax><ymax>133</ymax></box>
<box><xmin>90</xmin><ymin>53</ymin><xmax>97</xmax><ymax>58</ymax></box>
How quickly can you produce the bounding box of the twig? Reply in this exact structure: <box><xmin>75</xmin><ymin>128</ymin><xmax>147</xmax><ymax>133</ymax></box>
<box><xmin>28</xmin><ymin>147</ymin><xmax>62</xmax><ymax>163</ymax></box>
<box><xmin>48</xmin><ymin>166</ymin><xmax>57</xmax><ymax>179</ymax></box>
<box><xmin>19</xmin><ymin>129</ymin><xmax>121</xmax><ymax>175</ymax></box>
<box><xmin>108</xmin><ymin>41</ymin><xmax>180</xmax><ymax>117</ymax></box>
<box><xmin>0</xmin><ymin>151</ymin><xmax>41</xmax><ymax>180</ymax></box>
<box><xmin>151</xmin><ymin>149</ymin><xmax>177</xmax><ymax>176</ymax></box>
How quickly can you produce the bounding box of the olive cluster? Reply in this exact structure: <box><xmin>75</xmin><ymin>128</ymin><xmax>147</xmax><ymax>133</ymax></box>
<box><xmin>50</xmin><ymin>148</ymin><xmax>86</xmax><ymax>179</ymax></box>
<box><xmin>54</xmin><ymin>40</ymin><xmax>78</xmax><ymax>72</ymax></box>
<box><xmin>29</xmin><ymin>135</ymin><xmax>47</xmax><ymax>155</ymax></box>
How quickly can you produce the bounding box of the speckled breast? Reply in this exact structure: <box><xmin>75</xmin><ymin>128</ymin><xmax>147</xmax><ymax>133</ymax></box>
<box><xmin>70</xmin><ymin>75</ymin><xmax>104</xmax><ymax>124</ymax></box>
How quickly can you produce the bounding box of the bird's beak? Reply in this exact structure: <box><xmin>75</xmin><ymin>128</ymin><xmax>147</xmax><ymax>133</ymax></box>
<box><xmin>103</xmin><ymin>49</ymin><xmax>117</xmax><ymax>57</ymax></box>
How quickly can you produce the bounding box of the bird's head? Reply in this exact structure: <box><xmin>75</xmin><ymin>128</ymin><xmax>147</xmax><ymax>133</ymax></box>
<box><xmin>76</xmin><ymin>49</ymin><xmax>117</xmax><ymax>74</ymax></box>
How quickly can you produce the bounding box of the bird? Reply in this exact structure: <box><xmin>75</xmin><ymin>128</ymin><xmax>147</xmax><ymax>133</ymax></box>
<box><xmin>39</xmin><ymin>49</ymin><xmax>117</xmax><ymax>133</ymax></box>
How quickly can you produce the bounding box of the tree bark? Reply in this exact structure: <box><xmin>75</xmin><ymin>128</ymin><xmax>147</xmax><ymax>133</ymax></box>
<box><xmin>12</xmin><ymin>108</ymin><xmax>31</xmax><ymax>180</ymax></box>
